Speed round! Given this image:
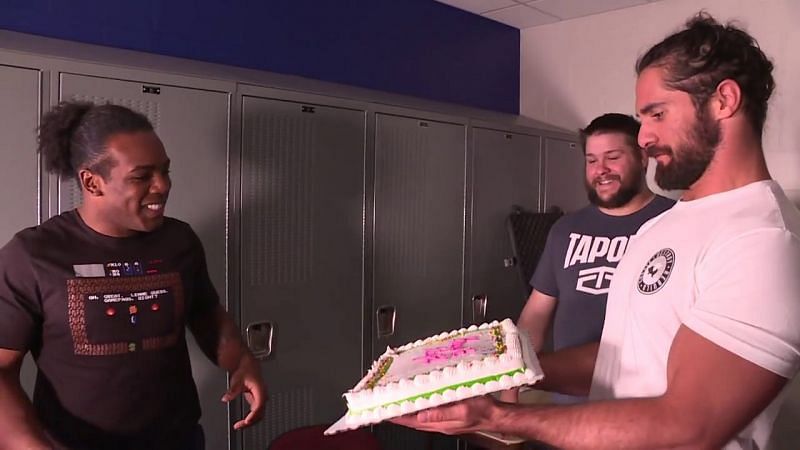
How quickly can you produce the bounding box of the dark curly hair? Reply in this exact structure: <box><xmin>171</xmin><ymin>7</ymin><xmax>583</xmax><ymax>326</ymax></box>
<box><xmin>636</xmin><ymin>12</ymin><xmax>774</xmax><ymax>136</ymax></box>
<box><xmin>38</xmin><ymin>101</ymin><xmax>153</xmax><ymax>179</ymax></box>
<box><xmin>579</xmin><ymin>113</ymin><xmax>642</xmax><ymax>158</ymax></box>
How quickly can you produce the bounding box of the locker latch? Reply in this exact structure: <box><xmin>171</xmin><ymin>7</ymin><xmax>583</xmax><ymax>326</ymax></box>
<box><xmin>141</xmin><ymin>85</ymin><xmax>161</xmax><ymax>95</ymax></box>
<box><xmin>246</xmin><ymin>321</ymin><xmax>274</xmax><ymax>360</ymax></box>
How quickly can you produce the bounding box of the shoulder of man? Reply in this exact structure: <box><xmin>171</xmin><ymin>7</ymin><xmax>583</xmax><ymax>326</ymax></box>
<box><xmin>1</xmin><ymin>212</ymin><xmax>72</xmax><ymax>253</ymax></box>
<box><xmin>650</xmin><ymin>194</ymin><xmax>677</xmax><ymax>212</ymax></box>
<box><xmin>159</xmin><ymin>216</ymin><xmax>204</xmax><ymax>247</ymax></box>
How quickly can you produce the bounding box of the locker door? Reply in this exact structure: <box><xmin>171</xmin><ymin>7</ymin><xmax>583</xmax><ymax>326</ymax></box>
<box><xmin>0</xmin><ymin>65</ymin><xmax>39</xmax><ymax>246</ymax></box>
<box><xmin>469</xmin><ymin>129</ymin><xmax>541</xmax><ymax>324</ymax></box>
<box><xmin>59</xmin><ymin>73</ymin><xmax>231</xmax><ymax>450</ymax></box>
<box><xmin>0</xmin><ymin>64</ymin><xmax>41</xmax><ymax>396</ymax></box>
<box><xmin>544</xmin><ymin>138</ymin><xmax>585</xmax><ymax>213</ymax></box>
<box><xmin>239</xmin><ymin>96</ymin><xmax>366</xmax><ymax>448</ymax></box>
<box><xmin>372</xmin><ymin>113</ymin><xmax>466</xmax><ymax>450</ymax></box>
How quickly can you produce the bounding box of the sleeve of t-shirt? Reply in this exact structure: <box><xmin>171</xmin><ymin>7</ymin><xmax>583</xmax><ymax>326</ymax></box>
<box><xmin>185</xmin><ymin>226</ymin><xmax>221</xmax><ymax>320</ymax></box>
<box><xmin>682</xmin><ymin>228</ymin><xmax>800</xmax><ymax>378</ymax></box>
<box><xmin>0</xmin><ymin>236</ymin><xmax>42</xmax><ymax>351</ymax></box>
<box><xmin>530</xmin><ymin>225</ymin><xmax>561</xmax><ymax>298</ymax></box>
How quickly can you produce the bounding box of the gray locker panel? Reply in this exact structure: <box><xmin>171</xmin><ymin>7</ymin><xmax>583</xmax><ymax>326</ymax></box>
<box><xmin>0</xmin><ymin>64</ymin><xmax>40</xmax><ymax>397</ymax></box>
<box><xmin>239</xmin><ymin>96</ymin><xmax>366</xmax><ymax>448</ymax></box>
<box><xmin>0</xmin><ymin>65</ymin><xmax>39</xmax><ymax>245</ymax></box>
<box><xmin>544</xmin><ymin>138</ymin><xmax>586</xmax><ymax>214</ymax></box>
<box><xmin>59</xmin><ymin>73</ymin><xmax>231</xmax><ymax>450</ymax></box>
<box><xmin>470</xmin><ymin>129</ymin><xmax>541</xmax><ymax>324</ymax></box>
<box><xmin>372</xmin><ymin>114</ymin><xmax>465</xmax><ymax>450</ymax></box>
<box><xmin>372</xmin><ymin>114</ymin><xmax>465</xmax><ymax>350</ymax></box>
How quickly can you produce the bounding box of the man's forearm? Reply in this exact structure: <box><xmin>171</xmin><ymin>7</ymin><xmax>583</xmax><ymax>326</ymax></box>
<box><xmin>491</xmin><ymin>396</ymin><xmax>705</xmax><ymax>450</ymax></box>
<box><xmin>214</xmin><ymin>310</ymin><xmax>252</xmax><ymax>372</ymax></box>
<box><xmin>0</xmin><ymin>371</ymin><xmax>51</xmax><ymax>449</ymax></box>
<box><xmin>535</xmin><ymin>342</ymin><xmax>598</xmax><ymax>396</ymax></box>
<box><xmin>190</xmin><ymin>305</ymin><xmax>253</xmax><ymax>371</ymax></box>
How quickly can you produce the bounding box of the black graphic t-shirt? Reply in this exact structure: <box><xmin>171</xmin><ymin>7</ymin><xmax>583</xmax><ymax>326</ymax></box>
<box><xmin>0</xmin><ymin>210</ymin><xmax>219</xmax><ymax>449</ymax></box>
<box><xmin>531</xmin><ymin>196</ymin><xmax>675</xmax><ymax>352</ymax></box>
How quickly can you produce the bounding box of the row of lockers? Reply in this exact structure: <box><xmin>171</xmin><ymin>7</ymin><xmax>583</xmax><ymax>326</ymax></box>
<box><xmin>0</xmin><ymin>38</ymin><xmax>585</xmax><ymax>450</ymax></box>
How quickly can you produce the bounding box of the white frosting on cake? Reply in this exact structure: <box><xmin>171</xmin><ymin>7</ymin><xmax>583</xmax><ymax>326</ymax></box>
<box><xmin>340</xmin><ymin>318</ymin><xmax>543</xmax><ymax>428</ymax></box>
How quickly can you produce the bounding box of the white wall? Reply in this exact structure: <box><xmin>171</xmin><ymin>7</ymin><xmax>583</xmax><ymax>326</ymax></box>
<box><xmin>520</xmin><ymin>1</ymin><xmax>800</xmax><ymax>448</ymax></box>
<box><xmin>520</xmin><ymin>0</ymin><xmax>800</xmax><ymax>203</ymax></box>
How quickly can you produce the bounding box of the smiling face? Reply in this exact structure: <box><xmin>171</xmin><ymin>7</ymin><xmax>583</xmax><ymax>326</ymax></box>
<box><xmin>584</xmin><ymin>132</ymin><xmax>647</xmax><ymax>209</ymax></box>
<box><xmin>87</xmin><ymin>131</ymin><xmax>171</xmax><ymax>237</ymax></box>
<box><xmin>636</xmin><ymin>67</ymin><xmax>721</xmax><ymax>190</ymax></box>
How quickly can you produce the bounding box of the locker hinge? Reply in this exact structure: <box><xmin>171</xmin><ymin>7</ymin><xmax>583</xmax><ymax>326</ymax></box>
<box><xmin>301</xmin><ymin>105</ymin><xmax>316</xmax><ymax>113</ymax></box>
<box><xmin>141</xmin><ymin>85</ymin><xmax>161</xmax><ymax>95</ymax></box>
<box><xmin>418</xmin><ymin>121</ymin><xmax>429</xmax><ymax>128</ymax></box>
<box><xmin>505</xmin><ymin>133</ymin><xmax>513</xmax><ymax>139</ymax></box>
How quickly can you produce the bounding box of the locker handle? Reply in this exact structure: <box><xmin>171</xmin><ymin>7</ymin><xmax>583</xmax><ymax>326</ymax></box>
<box><xmin>141</xmin><ymin>85</ymin><xmax>161</xmax><ymax>95</ymax></box>
<box><xmin>472</xmin><ymin>295</ymin><xmax>487</xmax><ymax>324</ymax></box>
<box><xmin>246</xmin><ymin>321</ymin><xmax>274</xmax><ymax>360</ymax></box>
<box><xmin>376</xmin><ymin>305</ymin><xmax>396</xmax><ymax>338</ymax></box>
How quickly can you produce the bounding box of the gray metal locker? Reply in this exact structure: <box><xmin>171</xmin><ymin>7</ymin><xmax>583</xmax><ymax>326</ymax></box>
<box><xmin>372</xmin><ymin>113</ymin><xmax>466</xmax><ymax>450</ymax></box>
<box><xmin>0</xmin><ymin>64</ymin><xmax>41</xmax><ymax>397</ymax></box>
<box><xmin>239</xmin><ymin>95</ymin><xmax>366</xmax><ymax>448</ymax></box>
<box><xmin>544</xmin><ymin>138</ymin><xmax>585</xmax><ymax>213</ymax></box>
<box><xmin>469</xmin><ymin>128</ymin><xmax>541</xmax><ymax>325</ymax></box>
<box><xmin>0</xmin><ymin>64</ymin><xmax>40</xmax><ymax>247</ymax></box>
<box><xmin>58</xmin><ymin>73</ymin><xmax>231</xmax><ymax>450</ymax></box>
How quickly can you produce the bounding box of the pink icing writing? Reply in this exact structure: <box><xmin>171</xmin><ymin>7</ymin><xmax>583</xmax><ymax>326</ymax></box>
<box><xmin>413</xmin><ymin>335</ymin><xmax>481</xmax><ymax>364</ymax></box>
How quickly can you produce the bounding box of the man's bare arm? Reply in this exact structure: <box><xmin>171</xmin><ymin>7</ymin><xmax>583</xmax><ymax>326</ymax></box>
<box><xmin>516</xmin><ymin>289</ymin><xmax>557</xmax><ymax>353</ymax></box>
<box><xmin>188</xmin><ymin>304</ymin><xmax>267</xmax><ymax>430</ymax></box>
<box><xmin>396</xmin><ymin>325</ymin><xmax>785</xmax><ymax>449</ymax></box>
<box><xmin>0</xmin><ymin>349</ymin><xmax>51</xmax><ymax>449</ymax></box>
<box><xmin>534</xmin><ymin>342</ymin><xmax>599</xmax><ymax>396</ymax></box>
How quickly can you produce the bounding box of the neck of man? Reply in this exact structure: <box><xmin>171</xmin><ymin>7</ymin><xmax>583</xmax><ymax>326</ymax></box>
<box><xmin>683</xmin><ymin>122</ymin><xmax>771</xmax><ymax>201</ymax></box>
<box><xmin>598</xmin><ymin>186</ymin><xmax>656</xmax><ymax>217</ymax></box>
<box><xmin>77</xmin><ymin>202</ymin><xmax>133</xmax><ymax>238</ymax></box>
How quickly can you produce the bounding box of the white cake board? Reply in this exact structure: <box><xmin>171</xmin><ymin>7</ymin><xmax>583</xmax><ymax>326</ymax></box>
<box><xmin>474</xmin><ymin>431</ymin><xmax>526</xmax><ymax>445</ymax></box>
<box><xmin>324</xmin><ymin>414</ymin><xmax>355</xmax><ymax>435</ymax></box>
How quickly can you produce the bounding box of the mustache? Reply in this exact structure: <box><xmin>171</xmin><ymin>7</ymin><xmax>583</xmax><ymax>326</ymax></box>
<box><xmin>592</xmin><ymin>175</ymin><xmax>620</xmax><ymax>186</ymax></box>
<box><xmin>646</xmin><ymin>145</ymin><xmax>673</xmax><ymax>158</ymax></box>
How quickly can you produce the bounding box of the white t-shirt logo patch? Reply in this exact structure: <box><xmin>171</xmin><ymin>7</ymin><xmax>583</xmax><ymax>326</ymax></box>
<box><xmin>637</xmin><ymin>248</ymin><xmax>675</xmax><ymax>295</ymax></box>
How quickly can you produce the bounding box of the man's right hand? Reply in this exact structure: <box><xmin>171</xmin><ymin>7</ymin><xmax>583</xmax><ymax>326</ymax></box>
<box><xmin>496</xmin><ymin>387</ymin><xmax>519</xmax><ymax>404</ymax></box>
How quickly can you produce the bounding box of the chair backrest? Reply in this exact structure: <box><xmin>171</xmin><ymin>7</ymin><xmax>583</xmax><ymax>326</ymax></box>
<box><xmin>507</xmin><ymin>206</ymin><xmax>563</xmax><ymax>297</ymax></box>
<box><xmin>268</xmin><ymin>424</ymin><xmax>383</xmax><ymax>450</ymax></box>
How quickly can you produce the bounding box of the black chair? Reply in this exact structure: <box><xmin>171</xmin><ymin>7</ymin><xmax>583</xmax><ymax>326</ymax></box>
<box><xmin>506</xmin><ymin>205</ymin><xmax>563</xmax><ymax>298</ymax></box>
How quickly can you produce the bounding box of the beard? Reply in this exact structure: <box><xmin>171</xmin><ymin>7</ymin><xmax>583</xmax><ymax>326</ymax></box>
<box><xmin>651</xmin><ymin>107</ymin><xmax>721</xmax><ymax>191</ymax></box>
<box><xmin>585</xmin><ymin>169</ymin><xmax>644</xmax><ymax>209</ymax></box>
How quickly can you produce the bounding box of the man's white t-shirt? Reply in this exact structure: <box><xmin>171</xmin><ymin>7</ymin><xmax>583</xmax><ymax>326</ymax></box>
<box><xmin>590</xmin><ymin>180</ymin><xmax>800</xmax><ymax>450</ymax></box>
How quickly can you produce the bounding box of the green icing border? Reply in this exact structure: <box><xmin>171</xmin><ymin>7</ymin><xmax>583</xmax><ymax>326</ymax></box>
<box><xmin>348</xmin><ymin>367</ymin><xmax>524</xmax><ymax>415</ymax></box>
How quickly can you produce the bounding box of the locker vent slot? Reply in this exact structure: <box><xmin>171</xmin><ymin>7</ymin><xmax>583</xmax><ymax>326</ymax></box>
<box><xmin>375</xmin><ymin>127</ymin><xmax>430</xmax><ymax>277</ymax></box>
<box><xmin>245</xmin><ymin>113</ymin><xmax>315</xmax><ymax>286</ymax></box>
<box><xmin>244</xmin><ymin>386</ymin><xmax>315</xmax><ymax>448</ymax></box>
<box><xmin>68</xmin><ymin>94</ymin><xmax>162</xmax><ymax>130</ymax></box>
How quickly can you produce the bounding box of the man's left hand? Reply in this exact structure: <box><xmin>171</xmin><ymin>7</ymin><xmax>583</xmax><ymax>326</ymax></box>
<box><xmin>222</xmin><ymin>353</ymin><xmax>267</xmax><ymax>430</ymax></box>
<box><xmin>390</xmin><ymin>395</ymin><xmax>496</xmax><ymax>435</ymax></box>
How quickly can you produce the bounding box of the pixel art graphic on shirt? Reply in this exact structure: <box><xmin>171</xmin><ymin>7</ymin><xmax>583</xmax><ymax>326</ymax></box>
<box><xmin>66</xmin><ymin>272</ymin><xmax>184</xmax><ymax>355</ymax></box>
